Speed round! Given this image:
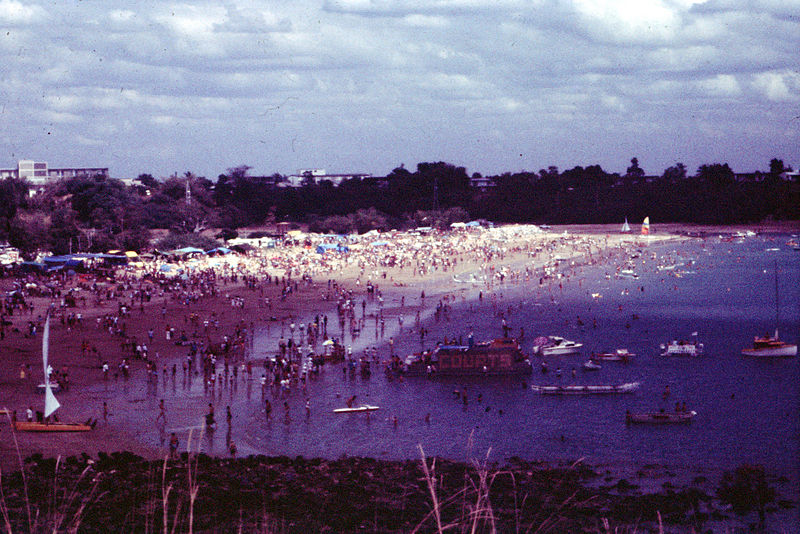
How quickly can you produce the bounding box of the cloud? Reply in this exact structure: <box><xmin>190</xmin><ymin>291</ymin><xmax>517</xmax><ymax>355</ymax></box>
<box><xmin>752</xmin><ymin>70</ymin><xmax>800</xmax><ymax>102</ymax></box>
<box><xmin>0</xmin><ymin>0</ymin><xmax>45</xmax><ymax>24</ymax></box>
<box><xmin>0</xmin><ymin>0</ymin><xmax>797</xmax><ymax>178</ymax></box>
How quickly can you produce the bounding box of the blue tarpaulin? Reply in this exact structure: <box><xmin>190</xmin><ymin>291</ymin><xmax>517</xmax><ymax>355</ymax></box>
<box><xmin>316</xmin><ymin>243</ymin><xmax>349</xmax><ymax>254</ymax></box>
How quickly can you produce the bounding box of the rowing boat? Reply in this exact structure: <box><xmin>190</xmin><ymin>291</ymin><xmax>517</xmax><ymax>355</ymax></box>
<box><xmin>531</xmin><ymin>382</ymin><xmax>640</xmax><ymax>395</ymax></box>
<box><xmin>333</xmin><ymin>405</ymin><xmax>379</xmax><ymax>414</ymax></box>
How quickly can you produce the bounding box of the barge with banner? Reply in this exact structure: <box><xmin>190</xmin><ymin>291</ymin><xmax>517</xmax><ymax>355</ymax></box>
<box><xmin>402</xmin><ymin>338</ymin><xmax>532</xmax><ymax>376</ymax></box>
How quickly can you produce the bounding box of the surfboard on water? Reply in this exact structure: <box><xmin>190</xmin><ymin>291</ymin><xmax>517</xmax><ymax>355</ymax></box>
<box><xmin>333</xmin><ymin>405</ymin><xmax>380</xmax><ymax>414</ymax></box>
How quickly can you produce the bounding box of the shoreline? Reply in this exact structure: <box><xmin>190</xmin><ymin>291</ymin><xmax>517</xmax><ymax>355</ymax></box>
<box><xmin>1</xmin><ymin>223</ymin><xmax>798</xmax><ymax>530</ymax></box>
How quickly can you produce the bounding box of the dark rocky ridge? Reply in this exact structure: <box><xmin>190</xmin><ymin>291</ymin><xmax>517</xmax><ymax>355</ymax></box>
<box><xmin>0</xmin><ymin>452</ymin><xmax>793</xmax><ymax>533</ymax></box>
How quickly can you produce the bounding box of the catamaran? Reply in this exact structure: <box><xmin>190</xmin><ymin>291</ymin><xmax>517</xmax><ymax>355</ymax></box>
<box><xmin>14</xmin><ymin>315</ymin><xmax>93</xmax><ymax>432</ymax></box>
<box><xmin>620</xmin><ymin>218</ymin><xmax>631</xmax><ymax>233</ymax></box>
<box><xmin>641</xmin><ymin>217</ymin><xmax>650</xmax><ymax>236</ymax></box>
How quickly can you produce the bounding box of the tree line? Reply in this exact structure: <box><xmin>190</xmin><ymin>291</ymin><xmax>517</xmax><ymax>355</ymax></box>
<box><xmin>0</xmin><ymin>158</ymin><xmax>796</xmax><ymax>258</ymax></box>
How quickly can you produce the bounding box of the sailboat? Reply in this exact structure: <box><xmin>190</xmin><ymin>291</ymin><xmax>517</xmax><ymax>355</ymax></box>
<box><xmin>620</xmin><ymin>218</ymin><xmax>631</xmax><ymax>233</ymax></box>
<box><xmin>742</xmin><ymin>262</ymin><xmax>797</xmax><ymax>357</ymax></box>
<box><xmin>14</xmin><ymin>315</ymin><xmax>93</xmax><ymax>432</ymax></box>
<box><xmin>640</xmin><ymin>217</ymin><xmax>650</xmax><ymax>236</ymax></box>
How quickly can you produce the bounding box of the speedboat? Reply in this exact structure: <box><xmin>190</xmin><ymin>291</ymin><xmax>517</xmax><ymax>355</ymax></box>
<box><xmin>533</xmin><ymin>336</ymin><xmax>583</xmax><ymax>357</ymax></box>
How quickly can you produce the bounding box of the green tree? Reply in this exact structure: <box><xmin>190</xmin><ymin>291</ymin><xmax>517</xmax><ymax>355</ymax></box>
<box><xmin>662</xmin><ymin>162</ymin><xmax>687</xmax><ymax>182</ymax></box>
<box><xmin>768</xmin><ymin>158</ymin><xmax>785</xmax><ymax>176</ymax></box>
<box><xmin>0</xmin><ymin>177</ymin><xmax>29</xmax><ymax>240</ymax></box>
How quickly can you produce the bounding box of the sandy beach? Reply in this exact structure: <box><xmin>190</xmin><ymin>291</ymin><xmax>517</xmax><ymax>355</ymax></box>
<box><xmin>2</xmin><ymin>222</ymin><xmax>799</xmax><ymax>532</ymax></box>
<box><xmin>0</xmin><ymin>224</ymin><xmax>686</xmax><ymax>466</ymax></box>
<box><xmin>2</xmin><ymin>222</ymin><xmax>796</xmax><ymax>470</ymax></box>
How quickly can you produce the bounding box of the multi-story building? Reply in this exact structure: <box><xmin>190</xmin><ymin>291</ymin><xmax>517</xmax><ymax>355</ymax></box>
<box><xmin>283</xmin><ymin>168</ymin><xmax>372</xmax><ymax>187</ymax></box>
<box><xmin>0</xmin><ymin>160</ymin><xmax>109</xmax><ymax>185</ymax></box>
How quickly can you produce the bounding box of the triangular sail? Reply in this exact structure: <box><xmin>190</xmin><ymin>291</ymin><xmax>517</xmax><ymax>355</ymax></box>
<box><xmin>42</xmin><ymin>315</ymin><xmax>60</xmax><ymax>417</ymax></box>
<box><xmin>641</xmin><ymin>217</ymin><xmax>650</xmax><ymax>236</ymax></box>
<box><xmin>621</xmin><ymin>218</ymin><xmax>631</xmax><ymax>233</ymax></box>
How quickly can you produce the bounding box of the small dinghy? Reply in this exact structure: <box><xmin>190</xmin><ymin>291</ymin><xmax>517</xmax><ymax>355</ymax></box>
<box><xmin>333</xmin><ymin>405</ymin><xmax>380</xmax><ymax>414</ymax></box>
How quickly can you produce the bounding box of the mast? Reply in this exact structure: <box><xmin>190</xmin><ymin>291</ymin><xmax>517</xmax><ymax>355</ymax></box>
<box><xmin>774</xmin><ymin>260</ymin><xmax>780</xmax><ymax>340</ymax></box>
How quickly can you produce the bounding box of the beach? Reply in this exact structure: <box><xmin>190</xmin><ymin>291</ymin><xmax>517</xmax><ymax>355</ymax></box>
<box><xmin>0</xmin><ymin>224</ymin><xmax>685</xmax><ymax>467</ymax></box>
<box><xmin>1</xmin><ymin>222</ymin><xmax>798</xmax><ymax>531</ymax></box>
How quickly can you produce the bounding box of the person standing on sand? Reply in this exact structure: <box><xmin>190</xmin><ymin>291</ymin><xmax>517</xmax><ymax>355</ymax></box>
<box><xmin>156</xmin><ymin>399</ymin><xmax>166</xmax><ymax>424</ymax></box>
<box><xmin>169</xmin><ymin>433</ymin><xmax>179</xmax><ymax>459</ymax></box>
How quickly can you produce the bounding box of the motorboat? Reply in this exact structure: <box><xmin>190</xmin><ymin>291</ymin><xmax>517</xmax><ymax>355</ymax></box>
<box><xmin>531</xmin><ymin>382</ymin><xmax>640</xmax><ymax>395</ymax></box>
<box><xmin>533</xmin><ymin>336</ymin><xmax>582</xmax><ymax>357</ymax></box>
<box><xmin>742</xmin><ymin>332</ymin><xmax>797</xmax><ymax>357</ymax></box>
<box><xmin>626</xmin><ymin>410</ymin><xmax>697</xmax><ymax>424</ymax></box>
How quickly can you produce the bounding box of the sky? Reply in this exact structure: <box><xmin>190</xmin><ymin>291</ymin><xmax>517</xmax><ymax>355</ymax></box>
<box><xmin>1</xmin><ymin>0</ymin><xmax>798</xmax><ymax>180</ymax></box>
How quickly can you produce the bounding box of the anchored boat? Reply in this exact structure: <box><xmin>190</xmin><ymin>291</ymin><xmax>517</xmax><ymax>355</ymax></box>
<box><xmin>533</xmin><ymin>336</ymin><xmax>583</xmax><ymax>357</ymax></box>
<box><xmin>591</xmin><ymin>349</ymin><xmax>634</xmax><ymax>362</ymax></box>
<box><xmin>742</xmin><ymin>262</ymin><xmax>797</xmax><ymax>357</ymax></box>
<box><xmin>626</xmin><ymin>410</ymin><xmax>697</xmax><ymax>424</ymax></box>
<box><xmin>403</xmin><ymin>337</ymin><xmax>532</xmax><ymax>376</ymax></box>
<box><xmin>660</xmin><ymin>334</ymin><xmax>703</xmax><ymax>357</ymax></box>
<box><xmin>531</xmin><ymin>382</ymin><xmax>640</xmax><ymax>395</ymax></box>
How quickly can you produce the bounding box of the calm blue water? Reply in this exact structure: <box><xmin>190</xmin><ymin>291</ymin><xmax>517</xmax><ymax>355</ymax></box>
<box><xmin>101</xmin><ymin>235</ymin><xmax>799</xmax><ymax>488</ymax></box>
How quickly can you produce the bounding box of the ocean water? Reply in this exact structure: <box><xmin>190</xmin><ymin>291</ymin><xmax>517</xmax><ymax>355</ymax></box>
<box><xmin>101</xmin><ymin>235</ymin><xmax>799</xmax><ymax>491</ymax></box>
<box><xmin>236</xmin><ymin>235</ymin><xmax>799</xmax><ymax>474</ymax></box>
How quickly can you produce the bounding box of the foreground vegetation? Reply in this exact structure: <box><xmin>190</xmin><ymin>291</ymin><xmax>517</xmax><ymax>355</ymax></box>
<box><xmin>0</xmin><ymin>158</ymin><xmax>797</xmax><ymax>258</ymax></box>
<box><xmin>0</xmin><ymin>448</ymin><xmax>794</xmax><ymax>533</ymax></box>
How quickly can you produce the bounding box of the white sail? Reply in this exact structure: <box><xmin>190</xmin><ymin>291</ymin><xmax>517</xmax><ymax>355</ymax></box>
<box><xmin>621</xmin><ymin>218</ymin><xmax>631</xmax><ymax>233</ymax></box>
<box><xmin>42</xmin><ymin>316</ymin><xmax>60</xmax><ymax>417</ymax></box>
<box><xmin>44</xmin><ymin>386</ymin><xmax>60</xmax><ymax>418</ymax></box>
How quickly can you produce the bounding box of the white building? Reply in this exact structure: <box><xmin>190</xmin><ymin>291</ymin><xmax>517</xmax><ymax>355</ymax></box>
<box><xmin>284</xmin><ymin>168</ymin><xmax>372</xmax><ymax>187</ymax></box>
<box><xmin>0</xmin><ymin>160</ymin><xmax>109</xmax><ymax>185</ymax></box>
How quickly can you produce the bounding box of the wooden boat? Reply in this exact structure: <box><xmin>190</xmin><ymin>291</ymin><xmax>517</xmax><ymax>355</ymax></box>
<box><xmin>591</xmin><ymin>349</ymin><xmax>634</xmax><ymax>362</ymax></box>
<box><xmin>13</xmin><ymin>421</ymin><xmax>93</xmax><ymax>432</ymax></box>
<box><xmin>531</xmin><ymin>382</ymin><xmax>640</xmax><ymax>395</ymax></box>
<box><xmin>333</xmin><ymin>405</ymin><xmax>379</xmax><ymax>414</ymax></box>
<box><xmin>626</xmin><ymin>410</ymin><xmax>697</xmax><ymax>424</ymax></box>
<box><xmin>403</xmin><ymin>337</ymin><xmax>532</xmax><ymax>376</ymax></box>
<box><xmin>742</xmin><ymin>335</ymin><xmax>797</xmax><ymax>357</ymax></box>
